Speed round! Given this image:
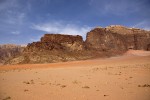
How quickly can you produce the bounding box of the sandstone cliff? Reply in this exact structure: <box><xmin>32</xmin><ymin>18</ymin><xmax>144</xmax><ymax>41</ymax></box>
<box><xmin>6</xmin><ymin>34</ymin><xmax>92</xmax><ymax>64</ymax></box>
<box><xmin>24</xmin><ymin>34</ymin><xmax>84</xmax><ymax>52</ymax></box>
<box><xmin>85</xmin><ymin>27</ymin><xmax>127</xmax><ymax>51</ymax></box>
<box><xmin>3</xmin><ymin>25</ymin><xmax>150</xmax><ymax>65</ymax></box>
<box><xmin>85</xmin><ymin>25</ymin><xmax>150</xmax><ymax>52</ymax></box>
<box><xmin>106</xmin><ymin>25</ymin><xmax>150</xmax><ymax>50</ymax></box>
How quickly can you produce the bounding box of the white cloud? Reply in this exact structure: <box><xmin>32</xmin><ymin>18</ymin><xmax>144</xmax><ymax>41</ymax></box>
<box><xmin>0</xmin><ymin>0</ymin><xmax>26</xmax><ymax>25</ymax></box>
<box><xmin>132</xmin><ymin>21</ymin><xmax>150</xmax><ymax>31</ymax></box>
<box><xmin>88</xmin><ymin>0</ymin><xmax>144</xmax><ymax>16</ymax></box>
<box><xmin>32</xmin><ymin>21</ymin><xmax>92</xmax><ymax>40</ymax></box>
<box><xmin>0</xmin><ymin>0</ymin><xmax>19</xmax><ymax>11</ymax></box>
<box><xmin>3</xmin><ymin>12</ymin><xmax>25</xmax><ymax>25</ymax></box>
<box><xmin>104</xmin><ymin>1</ymin><xmax>140</xmax><ymax>15</ymax></box>
<box><xmin>11</xmin><ymin>31</ymin><xmax>20</xmax><ymax>35</ymax></box>
<box><xmin>18</xmin><ymin>13</ymin><xmax>25</xmax><ymax>24</ymax></box>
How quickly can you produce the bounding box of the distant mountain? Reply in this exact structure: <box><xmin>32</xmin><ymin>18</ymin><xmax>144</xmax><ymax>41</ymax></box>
<box><xmin>0</xmin><ymin>44</ymin><xmax>25</xmax><ymax>65</ymax></box>
<box><xmin>2</xmin><ymin>25</ymin><xmax>150</xmax><ymax>65</ymax></box>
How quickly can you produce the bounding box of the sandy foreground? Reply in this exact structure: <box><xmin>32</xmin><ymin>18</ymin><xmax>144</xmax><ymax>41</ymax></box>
<box><xmin>0</xmin><ymin>50</ymin><xmax>150</xmax><ymax>100</ymax></box>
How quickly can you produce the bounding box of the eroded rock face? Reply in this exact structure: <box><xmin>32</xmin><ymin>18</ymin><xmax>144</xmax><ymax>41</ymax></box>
<box><xmin>85</xmin><ymin>27</ymin><xmax>127</xmax><ymax>51</ymax></box>
<box><xmin>85</xmin><ymin>26</ymin><xmax>150</xmax><ymax>51</ymax></box>
<box><xmin>106</xmin><ymin>25</ymin><xmax>150</xmax><ymax>50</ymax></box>
<box><xmin>0</xmin><ymin>44</ymin><xmax>24</xmax><ymax>64</ymax></box>
<box><xmin>41</xmin><ymin>34</ymin><xmax>83</xmax><ymax>43</ymax></box>
<box><xmin>8</xmin><ymin>34</ymin><xmax>86</xmax><ymax>64</ymax></box>
<box><xmin>24</xmin><ymin>34</ymin><xmax>84</xmax><ymax>52</ymax></box>
<box><xmin>4</xmin><ymin>25</ymin><xmax>150</xmax><ymax>65</ymax></box>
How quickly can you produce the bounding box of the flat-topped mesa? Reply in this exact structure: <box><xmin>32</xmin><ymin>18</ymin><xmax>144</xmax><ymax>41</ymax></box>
<box><xmin>24</xmin><ymin>34</ymin><xmax>84</xmax><ymax>52</ymax></box>
<box><xmin>85</xmin><ymin>26</ymin><xmax>150</xmax><ymax>51</ymax></box>
<box><xmin>41</xmin><ymin>34</ymin><xmax>83</xmax><ymax>43</ymax></box>
<box><xmin>85</xmin><ymin>28</ymin><xmax>127</xmax><ymax>51</ymax></box>
<box><xmin>4</xmin><ymin>25</ymin><xmax>150</xmax><ymax>65</ymax></box>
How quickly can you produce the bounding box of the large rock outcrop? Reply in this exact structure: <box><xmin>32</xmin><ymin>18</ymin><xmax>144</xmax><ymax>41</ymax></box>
<box><xmin>85</xmin><ymin>25</ymin><xmax>150</xmax><ymax>51</ymax></box>
<box><xmin>106</xmin><ymin>25</ymin><xmax>150</xmax><ymax>50</ymax></box>
<box><xmin>85</xmin><ymin>27</ymin><xmax>127</xmax><ymax>51</ymax></box>
<box><xmin>3</xmin><ymin>25</ymin><xmax>150</xmax><ymax>65</ymax></box>
<box><xmin>0</xmin><ymin>44</ymin><xmax>24</xmax><ymax>65</ymax></box>
<box><xmin>7</xmin><ymin>34</ymin><xmax>91</xmax><ymax>64</ymax></box>
<box><xmin>24</xmin><ymin>34</ymin><xmax>84</xmax><ymax>52</ymax></box>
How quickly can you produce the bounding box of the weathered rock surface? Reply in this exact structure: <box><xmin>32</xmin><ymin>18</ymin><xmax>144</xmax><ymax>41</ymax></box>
<box><xmin>3</xmin><ymin>25</ymin><xmax>150</xmax><ymax>65</ymax></box>
<box><xmin>106</xmin><ymin>25</ymin><xmax>150</xmax><ymax>50</ymax></box>
<box><xmin>24</xmin><ymin>34</ymin><xmax>84</xmax><ymax>52</ymax></box>
<box><xmin>85</xmin><ymin>27</ymin><xmax>127</xmax><ymax>51</ymax></box>
<box><xmin>0</xmin><ymin>44</ymin><xmax>24</xmax><ymax>65</ymax></box>
<box><xmin>7</xmin><ymin>34</ymin><xmax>90</xmax><ymax>64</ymax></box>
<box><xmin>85</xmin><ymin>25</ymin><xmax>150</xmax><ymax>52</ymax></box>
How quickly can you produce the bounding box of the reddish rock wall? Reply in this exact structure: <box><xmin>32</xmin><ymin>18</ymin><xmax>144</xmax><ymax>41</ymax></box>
<box><xmin>24</xmin><ymin>34</ymin><xmax>84</xmax><ymax>52</ymax></box>
<box><xmin>5</xmin><ymin>25</ymin><xmax>150</xmax><ymax>65</ymax></box>
<box><xmin>85</xmin><ymin>26</ymin><xmax>150</xmax><ymax>51</ymax></box>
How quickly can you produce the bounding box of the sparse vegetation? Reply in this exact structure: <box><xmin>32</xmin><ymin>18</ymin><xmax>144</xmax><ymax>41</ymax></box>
<box><xmin>138</xmin><ymin>84</ymin><xmax>150</xmax><ymax>87</ymax></box>
<box><xmin>82</xmin><ymin>86</ymin><xmax>90</xmax><ymax>89</ymax></box>
<box><xmin>61</xmin><ymin>85</ymin><xmax>67</xmax><ymax>88</ymax></box>
<box><xmin>2</xmin><ymin>96</ymin><xmax>11</xmax><ymax>100</ymax></box>
<box><xmin>72</xmin><ymin>80</ymin><xmax>78</xmax><ymax>84</ymax></box>
<box><xmin>30</xmin><ymin>80</ymin><xmax>34</xmax><ymax>84</ymax></box>
<box><xmin>23</xmin><ymin>81</ymin><xmax>30</xmax><ymax>84</ymax></box>
<box><xmin>23</xmin><ymin>80</ymin><xmax>34</xmax><ymax>84</ymax></box>
<box><xmin>104</xmin><ymin>95</ymin><xmax>109</xmax><ymax>97</ymax></box>
<box><xmin>24</xmin><ymin>89</ymin><xmax>29</xmax><ymax>92</ymax></box>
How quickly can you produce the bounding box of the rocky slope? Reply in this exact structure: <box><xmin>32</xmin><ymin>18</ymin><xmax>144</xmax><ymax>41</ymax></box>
<box><xmin>6</xmin><ymin>34</ymin><xmax>113</xmax><ymax>64</ymax></box>
<box><xmin>3</xmin><ymin>25</ymin><xmax>150</xmax><ymax>65</ymax></box>
<box><xmin>0</xmin><ymin>44</ymin><xmax>25</xmax><ymax>65</ymax></box>
<box><xmin>25</xmin><ymin>34</ymin><xmax>85</xmax><ymax>52</ymax></box>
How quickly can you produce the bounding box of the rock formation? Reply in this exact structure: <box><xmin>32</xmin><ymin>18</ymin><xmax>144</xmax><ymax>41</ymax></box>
<box><xmin>85</xmin><ymin>27</ymin><xmax>127</xmax><ymax>51</ymax></box>
<box><xmin>85</xmin><ymin>25</ymin><xmax>150</xmax><ymax>52</ymax></box>
<box><xmin>0</xmin><ymin>44</ymin><xmax>24</xmax><ymax>65</ymax></box>
<box><xmin>6</xmin><ymin>34</ymin><xmax>91</xmax><ymax>64</ymax></box>
<box><xmin>106</xmin><ymin>25</ymin><xmax>150</xmax><ymax>50</ymax></box>
<box><xmin>2</xmin><ymin>25</ymin><xmax>150</xmax><ymax>65</ymax></box>
<box><xmin>24</xmin><ymin>34</ymin><xmax>84</xmax><ymax>52</ymax></box>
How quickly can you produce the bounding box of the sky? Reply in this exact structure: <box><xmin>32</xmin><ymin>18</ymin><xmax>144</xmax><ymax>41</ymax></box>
<box><xmin>0</xmin><ymin>0</ymin><xmax>150</xmax><ymax>44</ymax></box>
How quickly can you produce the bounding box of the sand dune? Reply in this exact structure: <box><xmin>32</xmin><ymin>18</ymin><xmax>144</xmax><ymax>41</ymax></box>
<box><xmin>0</xmin><ymin>50</ymin><xmax>150</xmax><ymax>100</ymax></box>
